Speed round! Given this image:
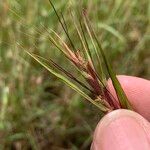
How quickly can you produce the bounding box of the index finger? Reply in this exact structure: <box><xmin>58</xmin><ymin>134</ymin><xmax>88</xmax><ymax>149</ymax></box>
<box><xmin>107</xmin><ymin>75</ymin><xmax>150</xmax><ymax>120</ymax></box>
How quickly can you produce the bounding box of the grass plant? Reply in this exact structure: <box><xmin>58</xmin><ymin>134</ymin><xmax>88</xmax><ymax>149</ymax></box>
<box><xmin>27</xmin><ymin>0</ymin><xmax>132</xmax><ymax>113</ymax></box>
<box><xmin>0</xmin><ymin>0</ymin><xmax>149</xmax><ymax>149</ymax></box>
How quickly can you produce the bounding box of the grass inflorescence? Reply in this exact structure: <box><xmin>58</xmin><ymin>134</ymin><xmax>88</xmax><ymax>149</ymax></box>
<box><xmin>1</xmin><ymin>0</ymin><xmax>149</xmax><ymax>149</ymax></box>
<box><xmin>26</xmin><ymin>0</ymin><xmax>132</xmax><ymax>113</ymax></box>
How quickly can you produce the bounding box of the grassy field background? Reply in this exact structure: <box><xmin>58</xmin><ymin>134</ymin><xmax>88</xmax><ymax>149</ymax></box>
<box><xmin>0</xmin><ymin>0</ymin><xmax>150</xmax><ymax>149</ymax></box>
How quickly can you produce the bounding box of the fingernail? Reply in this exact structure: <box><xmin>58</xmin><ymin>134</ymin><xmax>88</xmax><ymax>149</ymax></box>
<box><xmin>92</xmin><ymin>110</ymin><xmax>150</xmax><ymax>150</ymax></box>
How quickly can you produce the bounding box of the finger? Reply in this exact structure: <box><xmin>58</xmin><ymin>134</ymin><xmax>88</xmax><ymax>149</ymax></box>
<box><xmin>91</xmin><ymin>109</ymin><xmax>150</xmax><ymax>150</ymax></box>
<box><xmin>107</xmin><ymin>75</ymin><xmax>150</xmax><ymax>120</ymax></box>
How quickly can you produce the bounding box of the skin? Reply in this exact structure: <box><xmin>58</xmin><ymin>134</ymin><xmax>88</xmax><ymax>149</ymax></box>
<box><xmin>91</xmin><ymin>75</ymin><xmax>150</xmax><ymax>150</ymax></box>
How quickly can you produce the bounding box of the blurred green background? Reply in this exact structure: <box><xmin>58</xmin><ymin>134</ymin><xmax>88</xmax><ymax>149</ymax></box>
<box><xmin>0</xmin><ymin>0</ymin><xmax>149</xmax><ymax>149</ymax></box>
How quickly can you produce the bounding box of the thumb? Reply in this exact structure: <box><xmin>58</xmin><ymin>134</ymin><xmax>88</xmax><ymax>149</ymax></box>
<box><xmin>91</xmin><ymin>110</ymin><xmax>150</xmax><ymax>150</ymax></box>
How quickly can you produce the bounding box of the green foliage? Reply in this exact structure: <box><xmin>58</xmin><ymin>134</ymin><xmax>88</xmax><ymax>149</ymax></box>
<box><xmin>0</xmin><ymin>0</ymin><xmax>149</xmax><ymax>149</ymax></box>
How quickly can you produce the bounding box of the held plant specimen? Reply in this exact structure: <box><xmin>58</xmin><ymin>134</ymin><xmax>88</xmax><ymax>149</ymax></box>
<box><xmin>26</xmin><ymin>0</ymin><xmax>132</xmax><ymax>114</ymax></box>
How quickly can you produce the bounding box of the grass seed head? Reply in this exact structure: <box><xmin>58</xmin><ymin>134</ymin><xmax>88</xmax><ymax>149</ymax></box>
<box><xmin>27</xmin><ymin>0</ymin><xmax>133</xmax><ymax>113</ymax></box>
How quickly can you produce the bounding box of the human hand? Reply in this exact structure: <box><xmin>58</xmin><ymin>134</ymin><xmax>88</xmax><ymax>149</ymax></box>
<box><xmin>91</xmin><ymin>75</ymin><xmax>150</xmax><ymax>150</ymax></box>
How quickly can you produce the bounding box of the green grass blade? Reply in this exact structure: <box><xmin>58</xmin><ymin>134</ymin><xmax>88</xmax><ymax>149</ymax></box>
<box><xmin>83</xmin><ymin>16</ymin><xmax>132</xmax><ymax>109</ymax></box>
<box><xmin>98</xmin><ymin>23</ymin><xmax>125</xmax><ymax>43</ymax></box>
<box><xmin>70</xmin><ymin>11</ymin><xmax>89</xmax><ymax>60</ymax></box>
<box><xmin>33</xmin><ymin>54</ymin><xmax>94</xmax><ymax>93</ymax></box>
<box><xmin>96</xmin><ymin>39</ymin><xmax>132</xmax><ymax>109</ymax></box>
<box><xmin>92</xmin><ymin>27</ymin><xmax>132</xmax><ymax>109</ymax></box>
<box><xmin>48</xmin><ymin>0</ymin><xmax>76</xmax><ymax>51</ymax></box>
<box><xmin>83</xmin><ymin>16</ymin><xmax>105</xmax><ymax>84</ymax></box>
<box><xmin>25</xmin><ymin>51</ymin><xmax>109</xmax><ymax>112</ymax></box>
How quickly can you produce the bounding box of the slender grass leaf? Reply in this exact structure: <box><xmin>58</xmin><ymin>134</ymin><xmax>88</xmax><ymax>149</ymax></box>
<box><xmin>83</xmin><ymin>15</ymin><xmax>105</xmax><ymax>84</ymax></box>
<box><xmin>25</xmin><ymin>51</ymin><xmax>109</xmax><ymax>112</ymax></box>
<box><xmin>33</xmin><ymin>54</ymin><xmax>94</xmax><ymax>93</ymax></box>
<box><xmin>98</xmin><ymin>23</ymin><xmax>125</xmax><ymax>43</ymax></box>
<box><xmin>48</xmin><ymin>0</ymin><xmax>76</xmax><ymax>51</ymax></box>
<box><xmin>83</xmin><ymin>16</ymin><xmax>132</xmax><ymax>109</ymax></box>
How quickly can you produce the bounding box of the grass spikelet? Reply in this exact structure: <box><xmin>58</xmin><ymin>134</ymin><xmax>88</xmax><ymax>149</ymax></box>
<box><xmin>25</xmin><ymin>0</ymin><xmax>132</xmax><ymax>113</ymax></box>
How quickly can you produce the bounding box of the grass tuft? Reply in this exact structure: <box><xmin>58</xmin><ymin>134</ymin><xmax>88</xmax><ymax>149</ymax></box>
<box><xmin>26</xmin><ymin>0</ymin><xmax>132</xmax><ymax>112</ymax></box>
<box><xmin>1</xmin><ymin>0</ymin><xmax>149</xmax><ymax>149</ymax></box>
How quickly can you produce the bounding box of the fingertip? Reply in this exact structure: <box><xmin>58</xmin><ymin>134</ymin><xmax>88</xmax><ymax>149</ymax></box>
<box><xmin>107</xmin><ymin>75</ymin><xmax>150</xmax><ymax>120</ymax></box>
<box><xmin>92</xmin><ymin>109</ymin><xmax>150</xmax><ymax>150</ymax></box>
